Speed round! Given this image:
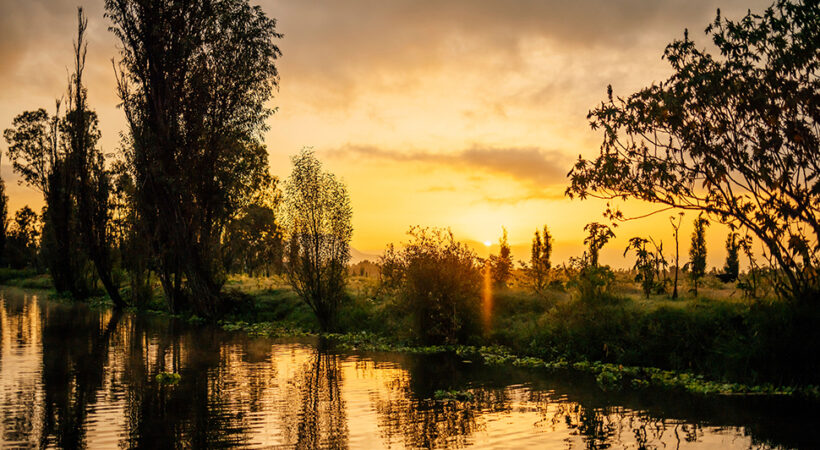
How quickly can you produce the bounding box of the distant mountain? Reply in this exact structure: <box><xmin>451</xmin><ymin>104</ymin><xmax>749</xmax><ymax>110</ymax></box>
<box><xmin>350</xmin><ymin>247</ymin><xmax>380</xmax><ymax>264</ymax></box>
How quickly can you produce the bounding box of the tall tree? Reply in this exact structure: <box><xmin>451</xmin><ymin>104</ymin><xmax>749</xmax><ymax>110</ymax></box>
<box><xmin>723</xmin><ymin>232</ymin><xmax>741</xmax><ymax>282</ymax></box>
<box><xmin>688</xmin><ymin>213</ymin><xmax>709</xmax><ymax>296</ymax></box>
<box><xmin>65</xmin><ymin>8</ymin><xmax>125</xmax><ymax>307</ymax></box>
<box><xmin>107</xmin><ymin>0</ymin><xmax>282</xmax><ymax>315</ymax></box>
<box><xmin>0</xmin><ymin>172</ymin><xmax>7</xmax><ymax>266</ymax></box>
<box><xmin>528</xmin><ymin>225</ymin><xmax>553</xmax><ymax>292</ymax></box>
<box><xmin>489</xmin><ymin>227</ymin><xmax>513</xmax><ymax>288</ymax></box>
<box><xmin>624</xmin><ymin>237</ymin><xmax>655</xmax><ymax>298</ymax></box>
<box><xmin>669</xmin><ymin>213</ymin><xmax>684</xmax><ymax>299</ymax></box>
<box><xmin>4</xmin><ymin>104</ymin><xmax>89</xmax><ymax>296</ymax></box>
<box><xmin>283</xmin><ymin>149</ymin><xmax>352</xmax><ymax>331</ymax></box>
<box><xmin>567</xmin><ymin>0</ymin><xmax>820</xmax><ymax>300</ymax></box>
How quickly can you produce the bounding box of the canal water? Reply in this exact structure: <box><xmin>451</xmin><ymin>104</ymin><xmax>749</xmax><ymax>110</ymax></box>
<box><xmin>0</xmin><ymin>289</ymin><xmax>817</xmax><ymax>448</ymax></box>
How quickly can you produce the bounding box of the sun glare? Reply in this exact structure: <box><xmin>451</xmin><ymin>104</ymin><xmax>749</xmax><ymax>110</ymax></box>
<box><xmin>483</xmin><ymin>240</ymin><xmax>492</xmax><ymax>247</ymax></box>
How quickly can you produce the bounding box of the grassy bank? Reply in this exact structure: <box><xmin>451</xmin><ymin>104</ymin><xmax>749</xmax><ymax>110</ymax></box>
<box><xmin>212</xmin><ymin>274</ymin><xmax>820</xmax><ymax>398</ymax></box>
<box><xmin>3</xmin><ymin>270</ymin><xmax>818</xmax><ymax>399</ymax></box>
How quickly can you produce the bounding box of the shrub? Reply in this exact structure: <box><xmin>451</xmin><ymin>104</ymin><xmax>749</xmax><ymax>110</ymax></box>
<box><xmin>381</xmin><ymin>227</ymin><xmax>482</xmax><ymax>345</ymax></box>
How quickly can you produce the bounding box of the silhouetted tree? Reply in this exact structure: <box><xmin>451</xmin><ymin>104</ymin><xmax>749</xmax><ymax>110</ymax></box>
<box><xmin>107</xmin><ymin>0</ymin><xmax>282</xmax><ymax>315</ymax></box>
<box><xmin>722</xmin><ymin>232</ymin><xmax>740</xmax><ymax>283</ymax></box>
<box><xmin>527</xmin><ymin>225</ymin><xmax>553</xmax><ymax>293</ymax></box>
<box><xmin>6</xmin><ymin>206</ymin><xmax>41</xmax><ymax>269</ymax></box>
<box><xmin>669</xmin><ymin>213</ymin><xmax>684</xmax><ymax>299</ymax></box>
<box><xmin>688</xmin><ymin>213</ymin><xmax>709</xmax><ymax>296</ymax></box>
<box><xmin>109</xmin><ymin>160</ymin><xmax>153</xmax><ymax>307</ymax></box>
<box><xmin>568</xmin><ymin>222</ymin><xmax>616</xmax><ymax>303</ymax></box>
<box><xmin>4</xmin><ymin>104</ymin><xmax>89</xmax><ymax>295</ymax></box>
<box><xmin>567</xmin><ymin>0</ymin><xmax>820</xmax><ymax>300</ymax></box>
<box><xmin>648</xmin><ymin>237</ymin><xmax>669</xmax><ymax>293</ymax></box>
<box><xmin>283</xmin><ymin>149</ymin><xmax>352</xmax><ymax>331</ymax></box>
<box><xmin>583</xmin><ymin>222</ymin><xmax>615</xmax><ymax>268</ymax></box>
<box><xmin>488</xmin><ymin>227</ymin><xmax>512</xmax><ymax>288</ymax></box>
<box><xmin>64</xmin><ymin>8</ymin><xmax>125</xmax><ymax>307</ymax></box>
<box><xmin>4</xmin><ymin>10</ymin><xmax>121</xmax><ymax>301</ymax></box>
<box><xmin>624</xmin><ymin>237</ymin><xmax>654</xmax><ymax>298</ymax></box>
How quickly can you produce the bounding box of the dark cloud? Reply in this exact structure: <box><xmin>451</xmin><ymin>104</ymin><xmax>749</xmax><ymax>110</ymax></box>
<box><xmin>0</xmin><ymin>0</ymin><xmax>771</xmax><ymax>106</ymax></box>
<box><xmin>328</xmin><ymin>143</ymin><xmax>571</xmax><ymax>188</ymax></box>
<box><xmin>264</xmin><ymin>0</ymin><xmax>771</xmax><ymax>102</ymax></box>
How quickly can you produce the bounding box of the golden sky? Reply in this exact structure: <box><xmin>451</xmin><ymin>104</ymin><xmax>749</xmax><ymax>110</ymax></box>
<box><xmin>0</xmin><ymin>0</ymin><xmax>771</xmax><ymax>268</ymax></box>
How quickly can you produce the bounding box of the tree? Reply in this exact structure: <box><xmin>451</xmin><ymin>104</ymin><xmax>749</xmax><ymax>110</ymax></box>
<box><xmin>567</xmin><ymin>222</ymin><xmax>616</xmax><ymax>303</ymax></box>
<box><xmin>624</xmin><ymin>237</ymin><xmax>655</xmax><ymax>298</ymax></box>
<box><xmin>669</xmin><ymin>213</ymin><xmax>684</xmax><ymax>299</ymax></box>
<box><xmin>64</xmin><ymin>8</ymin><xmax>125</xmax><ymax>307</ymax></box>
<box><xmin>527</xmin><ymin>225</ymin><xmax>553</xmax><ymax>292</ymax></box>
<box><xmin>488</xmin><ymin>227</ymin><xmax>512</xmax><ymax>288</ymax></box>
<box><xmin>721</xmin><ymin>231</ymin><xmax>741</xmax><ymax>283</ymax></box>
<box><xmin>107</xmin><ymin>0</ymin><xmax>282</xmax><ymax>315</ymax></box>
<box><xmin>688</xmin><ymin>213</ymin><xmax>709</xmax><ymax>296</ymax></box>
<box><xmin>583</xmin><ymin>222</ymin><xmax>615</xmax><ymax>267</ymax></box>
<box><xmin>282</xmin><ymin>149</ymin><xmax>352</xmax><ymax>331</ymax></box>
<box><xmin>5</xmin><ymin>9</ymin><xmax>123</xmax><ymax>304</ymax></box>
<box><xmin>381</xmin><ymin>227</ymin><xmax>482</xmax><ymax>344</ymax></box>
<box><xmin>567</xmin><ymin>0</ymin><xmax>820</xmax><ymax>300</ymax></box>
<box><xmin>6</xmin><ymin>206</ymin><xmax>40</xmax><ymax>269</ymax></box>
<box><xmin>648</xmin><ymin>237</ymin><xmax>669</xmax><ymax>293</ymax></box>
<box><xmin>0</xmin><ymin>176</ymin><xmax>7</xmax><ymax>265</ymax></box>
<box><xmin>4</xmin><ymin>101</ymin><xmax>89</xmax><ymax>296</ymax></box>
<box><xmin>223</xmin><ymin>194</ymin><xmax>284</xmax><ymax>277</ymax></box>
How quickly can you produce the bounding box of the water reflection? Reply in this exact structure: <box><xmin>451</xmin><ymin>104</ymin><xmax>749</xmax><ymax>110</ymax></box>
<box><xmin>0</xmin><ymin>290</ymin><xmax>817</xmax><ymax>448</ymax></box>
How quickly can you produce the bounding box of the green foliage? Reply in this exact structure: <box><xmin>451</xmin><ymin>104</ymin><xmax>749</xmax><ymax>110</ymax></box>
<box><xmin>381</xmin><ymin>227</ymin><xmax>482</xmax><ymax>345</ymax></box>
<box><xmin>433</xmin><ymin>390</ymin><xmax>474</xmax><ymax>402</ymax></box>
<box><xmin>155</xmin><ymin>372</ymin><xmax>181</xmax><ymax>385</ymax></box>
<box><xmin>283</xmin><ymin>149</ymin><xmax>352</xmax><ymax>331</ymax></box>
<box><xmin>568</xmin><ymin>0</ymin><xmax>820</xmax><ymax>300</ymax></box>
<box><xmin>223</xmin><ymin>189</ymin><xmax>284</xmax><ymax>278</ymax></box>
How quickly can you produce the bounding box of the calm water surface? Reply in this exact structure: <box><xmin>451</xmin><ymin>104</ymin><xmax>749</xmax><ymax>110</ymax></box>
<box><xmin>0</xmin><ymin>289</ymin><xmax>817</xmax><ymax>449</ymax></box>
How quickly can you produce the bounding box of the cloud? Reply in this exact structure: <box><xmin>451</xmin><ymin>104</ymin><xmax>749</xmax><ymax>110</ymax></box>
<box><xmin>328</xmin><ymin>143</ymin><xmax>571</xmax><ymax>188</ymax></box>
<box><xmin>264</xmin><ymin>0</ymin><xmax>771</xmax><ymax>106</ymax></box>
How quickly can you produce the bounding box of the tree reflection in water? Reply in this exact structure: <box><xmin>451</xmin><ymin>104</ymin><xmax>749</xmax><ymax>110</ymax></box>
<box><xmin>0</xmin><ymin>291</ymin><xmax>817</xmax><ymax>449</ymax></box>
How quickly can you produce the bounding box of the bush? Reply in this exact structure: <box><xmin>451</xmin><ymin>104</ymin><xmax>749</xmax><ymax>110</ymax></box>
<box><xmin>381</xmin><ymin>227</ymin><xmax>483</xmax><ymax>345</ymax></box>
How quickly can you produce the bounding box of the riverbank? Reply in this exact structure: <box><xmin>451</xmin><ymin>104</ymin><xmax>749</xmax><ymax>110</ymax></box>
<box><xmin>3</xmin><ymin>270</ymin><xmax>818</xmax><ymax>400</ymax></box>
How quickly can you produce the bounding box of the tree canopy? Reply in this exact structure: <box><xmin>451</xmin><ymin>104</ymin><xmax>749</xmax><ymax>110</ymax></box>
<box><xmin>106</xmin><ymin>0</ymin><xmax>282</xmax><ymax>314</ymax></box>
<box><xmin>567</xmin><ymin>0</ymin><xmax>820</xmax><ymax>300</ymax></box>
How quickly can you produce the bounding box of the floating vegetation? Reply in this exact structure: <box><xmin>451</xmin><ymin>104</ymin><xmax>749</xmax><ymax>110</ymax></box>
<box><xmin>219</xmin><ymin>320</ymin><xmax>312</xmax><ymax>338</ymax></box>
<box><xmin>155</xmin><ymin>372</ymin><xmax>181</xmax><ymax>385</ymax></box>
<box><xmin>433</xmin><ymin>389</ymin><xmax>475</xmax><ymax>402</ymax></box>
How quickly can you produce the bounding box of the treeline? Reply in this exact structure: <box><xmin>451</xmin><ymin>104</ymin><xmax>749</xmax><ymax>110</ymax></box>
<box><xmin>1</xmin><ymin>3</ymin><xmax>351</xmax><ymax>324</ymax></box>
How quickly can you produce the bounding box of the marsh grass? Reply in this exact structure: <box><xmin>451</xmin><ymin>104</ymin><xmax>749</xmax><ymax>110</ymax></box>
<box><xmin>4</xmin><ymin>271</ymin><xmax>817</xmax><ymax>395</ymax></box>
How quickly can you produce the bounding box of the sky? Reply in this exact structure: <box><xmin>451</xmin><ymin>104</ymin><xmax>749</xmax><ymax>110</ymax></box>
<box><xmin>0</xmin><ymin>0</ymin><xmax>772</xmax><ymax>268</ymax></box>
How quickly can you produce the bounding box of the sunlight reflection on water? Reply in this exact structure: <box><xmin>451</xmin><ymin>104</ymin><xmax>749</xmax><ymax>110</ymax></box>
<box><xmin>0</xmin><ymin>290</ymin><xmax>816</xmax><ymax>449</ymax></box>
